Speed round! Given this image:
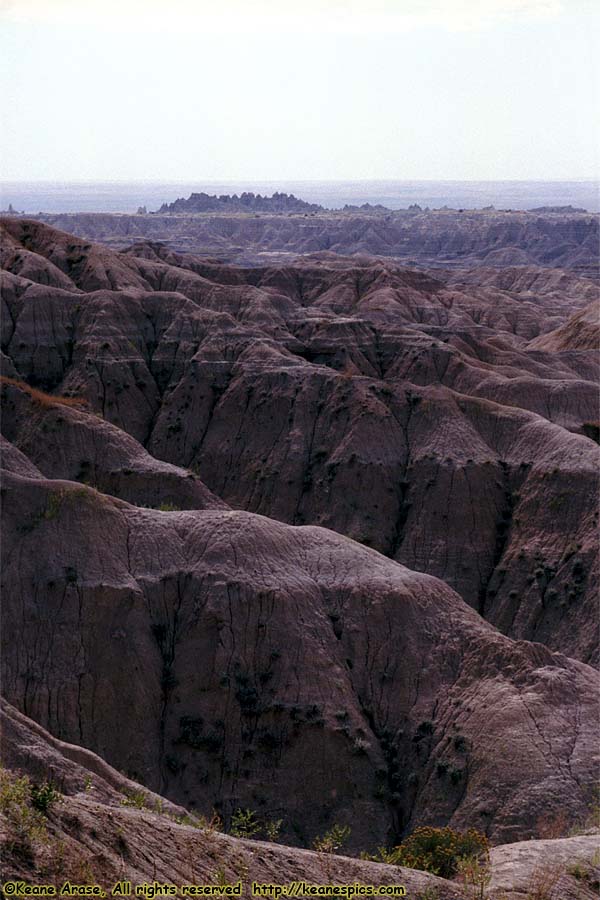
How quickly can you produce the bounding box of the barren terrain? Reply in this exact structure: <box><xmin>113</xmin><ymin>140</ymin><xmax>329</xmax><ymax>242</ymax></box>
<box><xmin>33</xmin><ymin>207</ymin><xmax>599</xmax><ymax>275</ymax></box>
<box><xmin>2</xmin><ymin>701</ymin><xmax>599</xmax><ymax>898</ymax></box>
<box><xmin>1</xmin><ymin>213</ymin><xmax>598</xmax><ymax>885</ymax></box>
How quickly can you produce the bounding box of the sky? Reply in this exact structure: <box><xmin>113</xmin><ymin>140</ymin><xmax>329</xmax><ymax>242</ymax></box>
<box><xmin>1</xmin><ymin>0</ymin><xmax>599</xmax><ymax>182</ymax></box>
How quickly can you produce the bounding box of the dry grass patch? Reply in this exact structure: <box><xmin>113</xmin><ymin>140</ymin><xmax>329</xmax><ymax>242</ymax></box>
<box><xmin>0</xmin><ymin>375</ymin><xmax>88</xmax><ymax>409</ymax></box>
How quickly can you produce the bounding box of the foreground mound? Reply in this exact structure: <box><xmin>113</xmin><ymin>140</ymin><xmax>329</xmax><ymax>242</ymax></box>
<box><xmin>2</xmin><ymin>459</ymin><xmax>598</xmax><ymax>852</ymax></box>
<box><xmin>0</xmin><ymin>700</ymin><xmax>465</xmax><ymax>897</ymax></box>
<box><xmin>2</xmin><ymin>701</ymin><xmax>599</xmax><ymax>898</ymax></box>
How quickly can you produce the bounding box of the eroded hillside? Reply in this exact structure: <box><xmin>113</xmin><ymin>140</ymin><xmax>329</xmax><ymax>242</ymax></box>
<box><xmin>33</xmin><ymin>207</ymin><xmax>600</xmax><ymax>274</ymax></box>
<box><xmin>2</xmin><ymin>219</ymin><xmax>598</xmax><ymax>663</ymax></box>
<box><xmin>2</xmin><ymin>701</ymin><xmax>599</xmax><ymax>898</ymax></box>
<box><xmin>1</xmin><ymin>217</ymin><xmax>599</xmax><ymax>861</ymax></box>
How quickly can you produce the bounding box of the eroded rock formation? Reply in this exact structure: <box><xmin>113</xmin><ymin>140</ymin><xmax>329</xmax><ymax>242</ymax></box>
<box><xmin>2</xmin><ymin>219</ymin><xmax>598</xmax><ymax>663</ymax></box>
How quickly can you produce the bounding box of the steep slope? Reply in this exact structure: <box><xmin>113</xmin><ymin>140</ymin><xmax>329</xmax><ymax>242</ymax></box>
<box><xmin>489</xmin><ymin>834</ymin><xmax>600</xmax><ymax>900</ymax></box>
<box><xmin>2</xmin><ymin>462</ymin><xmax>598</xmax><ymax>852</ymax></box>
<box><xmin>1</xmin><ymin>700</ymin><xmax>466</xmax><ymax>896</ymax></box>
<box><xmin>1</xmin><ymin>220</ymin><xmax>597</xmax><ymax>664</ymax></box>
<box><xmin>0</xmin><ymin>377</ymin><xmax>225</xmax><ymax>511</ymax></box>
<box><xmin>528</xmin><ymin>298</ymin><xmax>600</xmax><ymax>351</ymax></box>
<box><xmin>3</xmin><ymin>700</ymin><xmax>598</xmax><ymax>898</ymax></box>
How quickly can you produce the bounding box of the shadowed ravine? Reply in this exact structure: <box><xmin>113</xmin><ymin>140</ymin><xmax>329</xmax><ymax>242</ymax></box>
<box><xmin>1</xmin><ymin>216</ymin><xmax>598</xmax><ymax>866</ymax></box>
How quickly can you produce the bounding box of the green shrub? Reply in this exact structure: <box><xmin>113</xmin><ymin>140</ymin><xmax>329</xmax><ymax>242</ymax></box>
<box><xmin>413</xmin><ymin>721</ymin><xmax>434</xmax><ymax>743</ymax></box>
<box><xmin>0</xmin><ymin>768</ymin><xmax>48</xmax><ymax>845</ymax></box>
<box><xmin>313</xmin><ymin>823</ymin><xmax>351</xmax><ymax>853</ymax></box>
<box><xmin>120</xmin><ymin>789</ymin><xmax>149</xmax><ymax>809</ymax></box>
<box><xmin>389</xmin><ymin>826</ymin><xmax>489</xmax><ymax>878</ymax></box>
<box><xmin>230</xmin><ymin>808</ymin><xmax>261</xmax><ymax>838</ymax></box>
<box><xmin>265</xmin><ymin>818</ymin><xmax>283</xmax><ymax>841</ymax></box>
<box><xmin>361</xmin><ymin>846</ymin><xmax>398</xmax><ymax>864</ymax></box>
<box><xmin>30</xmin><ymin>780</ymin><xmax>59</xmax><ymax>815</ymax></box>
<box><xmin>227</xmin><ymin>808</ymin><xmax>282</xmax><ymax>842</ymax></box>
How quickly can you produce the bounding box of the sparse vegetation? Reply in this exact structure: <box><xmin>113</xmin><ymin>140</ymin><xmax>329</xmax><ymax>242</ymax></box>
<box><xmin>30</xmin><ymin>780</ymin><xmax>60</xmax><ymax>815</ymax></box>
<box><xmin>312</xmin><ymin>823</ymin><xmax>351</xmax><ymax>853</ymax></box>
<box><xmin>385</xmin><ymin>826</ymin><xmax>489</xmax><ymax>878</ymax></box>
<box><xmin>567</xmin><ymin>860</ymin><xmax>590</xmax><ymax>880</ymax></box>
<box><xmin>457</xmin><ymin>852</ymin><xmax>492</xmax><ymax>900</ymax></box>
<box><xmin>229</xmin><ymin>807</ymin><xmax>262</xmax><ymax>838</ymax></box>
<box><xmin>0</xmin><ymin>375</ymin><xmax>87</xmax><ymax>408</ymax></box>
<box><xmin>413</xmin><ymin>721</ymin><xmax>434</xmax><ymax>742</ymax></box>
<box><xmin>44</xmin><ymin>490</ymin><xmax>66</xmax><ymax>521</ymax></box>
<box><xmin>352</xmin><ymin>736</ymin><xmax>371</xmax><ymax>754</ymax></box>
<box><xmin>0</xmin><ymin>768</ymin><xmax>50</xmax><ymax>849</ymax></box>
<box><xmin>119</xmin><ymin>788</ymin><xmax>150</xmax><ymax>809</ymax></box>
<box><xmin>536</xmin><ymin>809</ymin><xmax>569</xmax><ymax>839</ymax></box>
<box><xmin>265</xmin><ymin>818</ymin><xmax>283</xmax><ymax>841</ymax></box>
<box><xmin>524</xmin><ymin>861</ymin><xmax>563</xmax><ymax>900</ymax></box>
<box><xmin>228</xmin><ymin>807</ymin><xmax>283</xmax><ymax>842</ymax></box>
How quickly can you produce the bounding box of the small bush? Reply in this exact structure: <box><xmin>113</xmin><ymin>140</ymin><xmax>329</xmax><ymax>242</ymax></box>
<box><xmin>313</xmin><ymin>823</ymin><xmax>351</xmax><ymax>854</ymax></box>
<box><xmin>536</xmin><ymin>809</ymin><xmax>569</xmax><ymax>839</ymax></box>
<box><xmin>120</xmin><ymin>789</ymin><xmax>149</xmax><ymax>809</ymax></box>
<box><xmin>30</xmin><ymin>781</ymin><xmax>59</xmax><ymax>815</ymax></box>
<box><xmin>230</xmin><ymin>808</ymin><xmax>262</xmax><ymax>838</ymax></box>
<box><xmin>567</xmin><ymin>861</ymin><xmax>590</xmax><ymax>880</ymax></box>
<box><xmin>227</xmin><ymin>808</ymin><xmax>282</xmax><ymax>842</ymax></box>
<box><xmin>389</xmin><ymin>826</ymin><xmax>489</xmax><ymax>878</ymax></box>
<box><xmin>525</xmin><ymin>862</ymin><xmax>563</xmax><ymax>900</ymax></box>
<box><xmin>229</xmin><ymin>809</ymin><xmax>261</xmax><ymax>838</ymax></box>
<box><xmin>457</xmin><ymin>853</ymin><xmax>491</xmax><ymax>900</ymax></box>
<box><xmin>64</xmin><ymin>566</ymin><xmax>78</xmax><ymax>584</ymax></box>
<box><xmin>361</xmin><ymin>846</ymin><xmax>399</xmax><ymax>864</ymax></box>
<box><xmin>0</xmin><ymin>769</ymin><xmax>48</xmax><ymax>846</ymax></box>
<box><xmin>413</xmin><ymin>721</ymin><xmax>434</xmax><ymax>743</ymax></box>
<box><xmin>265</xmin><ymin>818</ymin><xmax>283</xmax><ymax>841</ymax></box>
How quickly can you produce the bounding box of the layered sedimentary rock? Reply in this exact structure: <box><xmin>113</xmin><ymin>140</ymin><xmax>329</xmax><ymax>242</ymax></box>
<box><xmin>3</xmin><ymin>700</ymin><xmax>599</xmax><ymax>897</ymax></box>
<box><xmin>2</xmin><ymin>219</ymin><xmax>598</xmax><ymax>664</ymax></box>
<box><xmin>2</xmin><ymin>467</ymin><xmax>599</xmax><ymax>851</ymax></box>
<box><xmin>33</xmin><ymin>208</ymin><xmax>600</xmax><ymax>273</ymax></box>
<box><xmin>1</xmin><ymin>700</ymin><xmax>467</xmax><ymax>895</ymax></box>
<box><xmin>1</xmin><ymin>217</ymin><xmax>599</xmax><ymax>858</ymax></box>
<box><xmin>158</xmin><ymin>191</ymin><xmax>324</xmax><ymax>214</ymax></box>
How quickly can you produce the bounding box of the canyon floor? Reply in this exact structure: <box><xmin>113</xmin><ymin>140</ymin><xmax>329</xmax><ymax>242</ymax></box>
<box><xmin>1</xmin><ymin>211</ymin><xmax>598</xmax><ymax>892</ymax></box>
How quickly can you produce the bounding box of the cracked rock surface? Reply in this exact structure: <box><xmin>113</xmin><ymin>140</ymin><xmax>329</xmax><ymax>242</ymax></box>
<box><xmin>1</xmin><ymin>217</ymin><xmax>599</xmax><ymax>859</ymax></box>
<box><xmin>2</xmin><ymin>463</ymin><xmax>599</xmax><ymax>851</ymax></box>
<box><xmin>2</xmin><ymin>700</ymin><xmax>599</xmax><ymax>897</ymax></box>
<box><xmin>1</xmin><ymin>699</ymin><xmax>468</xmax><ymax>896</ymax></box>
<box><xmin>2</xmin><ymin>218</ymin><xmax>598</xmax><ymax>662</ymax></box>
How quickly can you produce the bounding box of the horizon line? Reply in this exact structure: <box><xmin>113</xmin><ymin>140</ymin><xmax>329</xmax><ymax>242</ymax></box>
<box><xmin>2</xmin><ymin>177</ymin><xmax>599</xmax><ymax>185</ymax></box>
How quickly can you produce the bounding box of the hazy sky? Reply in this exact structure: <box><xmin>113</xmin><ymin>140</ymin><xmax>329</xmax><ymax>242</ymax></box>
<box><xmin>1</xmin><ymin>0</ymin><xmax>599</xmax><ymax>181</ymax></box>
